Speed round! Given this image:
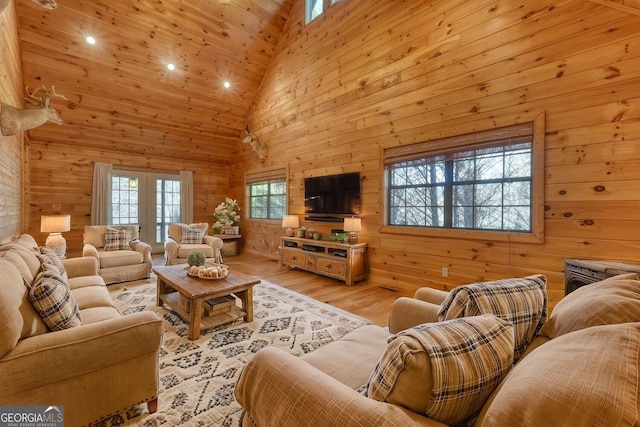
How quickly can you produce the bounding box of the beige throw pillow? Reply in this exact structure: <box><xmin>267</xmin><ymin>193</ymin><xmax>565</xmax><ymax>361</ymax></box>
<box><xmin>478</xmin><ymin>322</ymin><xmax>640</xmax><ymax>426</ymax></box>
<box><xmin>364</xmin><ymin>314</ymin><xmax>514</xmax><ymax>426</ymax></box>
<box><xmin>540</xmin><ymin>272</ymin><xmax>640</xmax><ymax>339</ymax></box>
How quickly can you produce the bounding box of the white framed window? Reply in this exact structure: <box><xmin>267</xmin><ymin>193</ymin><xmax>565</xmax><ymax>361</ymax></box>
<box><xmin>382</xmin><ymin>114</ymin><xmax>545</xmax><ymax>243</ymax></box>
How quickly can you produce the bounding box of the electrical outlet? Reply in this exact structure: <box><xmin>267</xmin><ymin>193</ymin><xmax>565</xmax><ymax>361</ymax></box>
<box><xmin>441</xmin><ymin>267</ymin><xmax>449</xmax><ymax>278</ymax></box>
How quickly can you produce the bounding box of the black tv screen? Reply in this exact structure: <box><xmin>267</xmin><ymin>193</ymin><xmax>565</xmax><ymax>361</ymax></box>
<box><xmin>304</xmin><ymin>172</ymin><xmax>361</xmax><ymax>216</ymax></box>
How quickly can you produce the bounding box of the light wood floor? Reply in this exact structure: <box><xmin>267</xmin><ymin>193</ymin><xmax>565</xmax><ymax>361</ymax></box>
<box><xmin>153</xmin><ymin>252</ymin><xmax>403</xmax><ymax>326</ymax></box>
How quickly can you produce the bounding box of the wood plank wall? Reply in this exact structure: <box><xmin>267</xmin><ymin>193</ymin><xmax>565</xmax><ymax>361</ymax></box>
<box><xmin>28</xmin><ymin>142</ymin><xmax>230</xmax><ymax>254</ymax></box>
<box><xmin>0</xmin><ymin>1</ymin><xmax>26</xmax><ymax>242</ymax></box>
<box><xmin>229</xmin><ymin>0</ymin><xmax>640</xmax><ymax>306</ymax></box>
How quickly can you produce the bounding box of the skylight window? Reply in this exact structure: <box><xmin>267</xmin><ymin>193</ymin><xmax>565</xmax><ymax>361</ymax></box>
<box><xmin>305</xmin><ymin>0</ymin><xmax>343</xmax><ymax>24</ymax></box>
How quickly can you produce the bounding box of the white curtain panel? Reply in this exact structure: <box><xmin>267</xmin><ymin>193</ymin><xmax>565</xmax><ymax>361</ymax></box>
<box><xmin>90</xmin><ymin>162</ymin><xmax>112</xmax><ymax>225</ymax></box>
<box><xmin>180</xmin><ymin>170</ymin><xmax>194</xmax><ymax>224</ymax></box>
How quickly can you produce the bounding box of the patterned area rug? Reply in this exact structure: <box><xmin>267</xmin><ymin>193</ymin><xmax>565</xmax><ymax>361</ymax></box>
<box><xmin>102</xmin><ymin>277</ymin><xmax>371</xmax><ymax>426</ymax></box>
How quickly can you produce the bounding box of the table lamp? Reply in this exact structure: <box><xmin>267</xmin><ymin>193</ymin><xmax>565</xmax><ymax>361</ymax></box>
<box><xmin>343</xmin><ymin>217</ymin><xmax>361</xmax><ymax>244</ymax></box>
<box><xmin>41</xmin><ymin>214</ymin><xmax>71</xmax><ymax>258</ymax></box>
<box><xmin>282</xmin><ymin>215</ymin><xmax>299</xmax><ymax>237</ymax></box>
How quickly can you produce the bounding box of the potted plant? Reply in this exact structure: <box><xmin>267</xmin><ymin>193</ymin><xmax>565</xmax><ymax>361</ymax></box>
<box><xmin>213</xmin><ymin>197</ymin><xmax>241</xmax><ymax>235</ymax></box>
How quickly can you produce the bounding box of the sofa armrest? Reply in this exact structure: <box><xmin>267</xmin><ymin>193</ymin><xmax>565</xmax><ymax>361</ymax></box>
<box><xmin>0</xmin><ymin>311</ymin><xmax>163</xmax><ymax>397</ymax></box>
<box><xmin>164</xmin><ymin>237</ymin><xmax>178</xmax><ymax>254</ymax></box>
<box><xmin>61</xmin><ymin>256</ymin><xmax>99</xmax><ymax>278</ymax></box>
<box><xmin>235</xmin><ymin>346</ymin><xmax>445</xmax><ymax>427</ymax></box>
<box><xmin>131</xmin><ymin>240</ymin><xmax>152</xmax><ymax>263</ymax></box>
<box><xmin>388</xmin><ymin>297</ymin><xmax>440</xmax><ymax>334</ymax></box>
<box><xmin>203</xmin><ymin>235</ymin><xmax>223</xmax><ymax>250</ymax></box>
<box><xmin>203</xmin><ymin>236</ymin><xmax>224</xmax><ymax>263</ymax></box>
<box><xmin>82</xmin><ymin>243</ymin><xmax>100</xmax><ymax>259</ymax></box>
<box><xmin>414</xmin><ymin>287</ymin><xmax>450</xmax><ymax>305</ymax></box>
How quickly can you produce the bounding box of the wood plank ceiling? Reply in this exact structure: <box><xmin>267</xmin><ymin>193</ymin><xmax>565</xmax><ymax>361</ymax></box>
<box><xmin>15</xmin><ymin>0</ymin><xmax>294</xmax><ymax>163</ymax></box>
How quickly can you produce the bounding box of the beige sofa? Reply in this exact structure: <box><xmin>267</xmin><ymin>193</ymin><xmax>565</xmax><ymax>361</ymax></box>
<box><xmin>236</xmin><ymin>273</ymin><xmax>640</xmax><ymax>427</ymax></box>
<box><xmin>0</xmin><ymin>234</ymin><xmax>163</xmax><ymax>427</ymax></box>
<box><xmin>164</xmin><ymin>222</ymin><xmax>224</xmax><ymax>265</ymax></box>
<box><xmin>83</xmin><ymin>225</ymin><xmax>152</xmax><ymax>284</ymax></box>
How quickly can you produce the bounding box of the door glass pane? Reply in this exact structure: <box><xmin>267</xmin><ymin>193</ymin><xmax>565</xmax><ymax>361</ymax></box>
<box><xmin>156</xmin><ymin>179</ymin><xmax>181</xmax><ymax>242</ymax></box>
<box><xmin>111</xmin><ymin>176</ymin><xmax>139</xmax><ymax>225</ymax></box>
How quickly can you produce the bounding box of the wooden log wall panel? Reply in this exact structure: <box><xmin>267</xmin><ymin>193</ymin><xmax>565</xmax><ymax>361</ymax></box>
<box><xmin>28</xmin><ymin>142</ymin><xmax>230</xmax><ymax>253</ymax></box>
<box><xmin>0</xmin><ymin>1</ymin><xmax>26</xmax><ymax>242</ymax></box>
<box><xmin>228</xmin><ymin>0</ymin><xmax>640</xmax><ymax>309</ymax></box>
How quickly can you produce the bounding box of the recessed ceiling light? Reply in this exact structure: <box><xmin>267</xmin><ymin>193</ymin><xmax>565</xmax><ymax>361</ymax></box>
<box><xmin>86</xmin><ymin>36</ymin><xmax>96</xmax><ymax>45</ymax></box>
<box><xmin>167</xmin><ymin>63</ymin><xmax>175</xmax><ymax>71</ymax></box>
<box><xmin>223</xmin><ymin>81</ymin><xmax>230</xmax><ymax>88</ymax></box>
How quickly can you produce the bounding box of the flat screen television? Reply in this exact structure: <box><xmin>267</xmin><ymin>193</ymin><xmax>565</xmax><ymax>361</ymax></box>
<box><xmin>304</xmin><ymin>172</ymin><xmax>361</xmax><ymax>219</ymax></box>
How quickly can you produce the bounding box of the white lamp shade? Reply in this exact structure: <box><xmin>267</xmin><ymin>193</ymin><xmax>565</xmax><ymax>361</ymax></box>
<box><xmin>41</xmin><ymin>215</ymin><xmax>71</xmax><ymax>233</ymax></box>
<box><xmin>343</xmin><ymin>217</ymin><xmax>361</xmax><ymax>232</ymax></box>
<box><xmin>282</xmin><ymin>215</ymin><xmax>299</xmax><ymax>229</ymax></box>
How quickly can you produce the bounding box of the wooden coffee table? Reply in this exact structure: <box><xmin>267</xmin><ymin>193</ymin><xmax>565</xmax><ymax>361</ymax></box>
<box><xmin>154</xmin><ymin>264</ymin><xmax>260</xmax><ymax>340</ymax></box>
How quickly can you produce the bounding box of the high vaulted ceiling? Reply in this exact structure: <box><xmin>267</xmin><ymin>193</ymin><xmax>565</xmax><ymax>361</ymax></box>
<box><xmin>16</xmin><ymin>0</ymin><xmax>294</xmax><ymax>163</ymax></box>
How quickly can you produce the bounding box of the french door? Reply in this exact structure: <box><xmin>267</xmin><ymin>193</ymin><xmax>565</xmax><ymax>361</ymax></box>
<box><xmin>111</xmin><ymin>171</ymin><xmax>181</xmax><ymax>253</ymax></box>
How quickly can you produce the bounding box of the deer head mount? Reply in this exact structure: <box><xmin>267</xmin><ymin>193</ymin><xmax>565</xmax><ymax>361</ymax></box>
<box><xmin>242</xmin><ymin>125</ymin><xmax>267</xmax><ymax>159</ymax></box>
<box><xmin>1</xmin><ymin>85</ymin><xmax>67</xmax><ymax>136</ymax></box>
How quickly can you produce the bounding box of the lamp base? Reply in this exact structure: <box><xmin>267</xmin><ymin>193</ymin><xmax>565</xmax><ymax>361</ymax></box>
<box><xmin>45</xmin><ymin>233</ymin><xmax>67</xmax><ymax>259</ymax></box>
<box><xmin>347</xmin><ymin>232</ymin><xmax>358</xmax><ymax>245</ymax></box>
<box><xmin>285</xmin><ymin>227</ymin><xmax>295</xmax><ymax>237</ymax></box>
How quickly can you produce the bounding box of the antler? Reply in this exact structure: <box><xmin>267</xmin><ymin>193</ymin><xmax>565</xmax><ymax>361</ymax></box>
<box><xmin>23</xmin><ymin>85</ymin><xmax>67</xmax><ymax>108</ymax></box>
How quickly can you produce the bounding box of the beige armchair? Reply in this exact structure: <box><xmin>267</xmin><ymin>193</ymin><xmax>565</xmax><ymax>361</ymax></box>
<box><xmin>164</xmin><ymin>223</ymin><xmax>224</xmax><ymax>266</ymax></box>
<box><xmin>83</xmin><ymin>225</ymin><xmax>152</xmax><ymax>284</ymax></box>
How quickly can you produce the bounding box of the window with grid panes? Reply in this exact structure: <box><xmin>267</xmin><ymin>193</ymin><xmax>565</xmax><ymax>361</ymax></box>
<box><xmin>383</xmin><ymin>117</ymin><xmax>544</xmax><ymax>242</ymax></box>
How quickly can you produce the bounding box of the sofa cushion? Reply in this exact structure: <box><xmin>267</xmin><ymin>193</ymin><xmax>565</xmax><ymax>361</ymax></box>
<box><xmin>84</xmin><ymin>225</ymin><xmax>140</xmax><ymax>249</ymax></box>
<box><xmin>303</xmin><ymin>325</ymin><xmax>391</xmax><ymax>390</ymax></box>
<box><xmin>539</xmin><ymin>273</ymin><xmax>640</xmax><ymax>339</ymax></box>
<box><xmin>0</xmin><ymin>250</ymin><xmax>34</xmax><ymax>286</ymax></box>
<box><xmin>0</xmin><ymin>243</ymin><xmax>42</xmax><ymax>284</ymax></box>
<box><xmin>364</xmin><ymin>314</ymin><xmax>514</xmax><ymax>426</ymax></box>
<box><xmin>29</xmin><ymin>270</ymin><xmax>82</xmax><ymax>331</ymax></box>
<box><xmin>180</xmin><ymin>226</ymin><xmax>205</xmax><ymax>244</ymax></box>
<box><xmin>168</xmin><ymin>222</ymin><xmax>209</xmax><ymax>243</ymax></box>
<box><xmin>438</xmin><ymin>274</ymin><xmax>547</xmax><ymax>361</ymax></box>
<box><xmin>477</xmin><ymin>322</ymin><xmax>640</xmax><ymax>426</ymax></box>
<box><xmin>176</xmin><ymin>244</ymin><xmax>215</xmax><ymax>259</ymax></box>
<box><xmin>72</xmin><ymin>285</ymin><xmax>115</xmax><ymax>311</ymax></box>
<box><xmin>104</xmin><ymin>227</ymin><xmax>132</xmax><ymax>251</ymax></box>
<box><xmin>0</xmin><ymin>259</ymin><xmax>48</xmax><ymax>357</ymax></box>
<box><xmin>97</xmin><ymin>249</ymin><xmax>143</xmax><ymax>268</ymax></box>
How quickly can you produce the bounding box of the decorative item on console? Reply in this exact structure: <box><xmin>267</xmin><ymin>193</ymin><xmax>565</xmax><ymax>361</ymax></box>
<box><xmin>282</xmin><ymin>215</ymin><xmax>299</xmax><ymax>237</ymax></box>
<box><xmin>343</xmin><ymin>217</ymin><xmax>362</xmax><ymax>244</ymax></box>
<box><xmin>213</xmin><ymin>197</ymin><xmax>241</xmax><ymax>234</ymax></box>
<box><xmin>1</xmin><ymin>85</ymin><xmax>67</xmax><ymax>136</ymax></box>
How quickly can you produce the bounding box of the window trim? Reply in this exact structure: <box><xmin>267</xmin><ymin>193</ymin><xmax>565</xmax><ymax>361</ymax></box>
<box><xmin>380</xmin><ymin>113</ymin><xmax>545</xmax><ymax>244</ymax></box>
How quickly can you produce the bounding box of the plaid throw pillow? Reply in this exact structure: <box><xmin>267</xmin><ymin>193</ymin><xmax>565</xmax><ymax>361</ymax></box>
<box><xmin>181</xmin><ymin>226</ymin><xmax>205</xmax><ymax>244</ymax></box>
<box><xmin>104</xmin><ymin>227</ymin><xmax>131</xmax><ymax>251</ymax></box>
<box><xmin>37</xmin><ymin>246</ymin><xmax>68</xmax><ymax>282</ymax></box>
<box><xmin>438</xmin><ymin>274</ymin><xmax>548</xmax><ymax>362</ymax></box>
<box><xmin>363</xmin><ymin>315</ymin><xmax>514</xmax><ymax>426</ymax></box>
<box><xmin>29</xmin><ymin>270</ymin><xmax>81</xmax><ymax>331</ymax></box>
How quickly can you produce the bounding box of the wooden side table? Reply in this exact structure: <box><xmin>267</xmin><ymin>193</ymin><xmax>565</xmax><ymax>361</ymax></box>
<box><xmin>214</xmin><ymin>234</ymin><xmax>241</xmax><ymax>257</ymax></box>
